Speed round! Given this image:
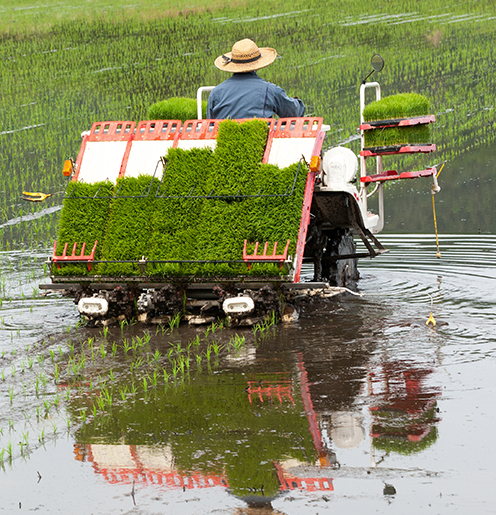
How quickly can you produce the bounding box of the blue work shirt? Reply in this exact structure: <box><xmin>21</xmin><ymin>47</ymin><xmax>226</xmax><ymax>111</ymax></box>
<box><xmin>207</xmin><ymin>71</ymin><xmax>306</xmax><ymax>119</ymax></box>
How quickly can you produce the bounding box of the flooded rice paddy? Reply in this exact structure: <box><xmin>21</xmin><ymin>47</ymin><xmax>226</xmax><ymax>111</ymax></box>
<box><xmin>1</xmin><ymin>234</ymin><xmax>495</xmax><ymax>513</ymax></box>
<box><xmin>1</xmin><ymin>1</ymin><xmax>494</xmax><ymax>512</ymax></box>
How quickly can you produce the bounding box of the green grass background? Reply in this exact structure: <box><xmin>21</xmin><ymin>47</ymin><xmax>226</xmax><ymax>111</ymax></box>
<box><xmin>1</xmin><ymin>0</ymin><xmax>495</xmax><ymax>245</ymax></box>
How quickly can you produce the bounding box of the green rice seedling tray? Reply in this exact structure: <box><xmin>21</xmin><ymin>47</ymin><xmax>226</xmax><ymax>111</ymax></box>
<box><xmin>148</xmin><ymin>97</ymin><xmax>207</xmax><ymax>122</ymax></box>
<box><xmin>364</xmin><ymin>124</ymin><xmax>431</xmax><ymax>147</ymax></box>
<box><xmin>53</xmin><ymin>181</ymin><xmax>114</xmax><ymax>276</ymax></box>
<box><xmin>362</xmin><ymin>93</ymin><xmax>433</xmax><ymax>148</ymax></box>
<box><xmin>363</xmin><ymin>93</ymin><xmax>430</xmax><ymax>122</ymax></box>
<box><xmin>97</xmin><ymin>175</ymin><xmax>161</xmax><ymax>276</ymax></box>
<box><xmin>53</xmin><ymin>119</ymin><xmax>309</xmax><ymax>280</ymax></box>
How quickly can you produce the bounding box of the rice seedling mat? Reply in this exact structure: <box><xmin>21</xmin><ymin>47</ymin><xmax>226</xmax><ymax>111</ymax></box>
<box><xmin>148</xmin><ymin>97</ymin><xmax>207</xmax><ymax>122</ymax></box>
<box><xmin>54</xmin><ymin>118</ymin><xmax>325</xmax><ymax>282</ymax></box>
<box><xmin>361</xmin><ymin>93</ymin><xmax>435</xmax><ymax>152</ymax></box>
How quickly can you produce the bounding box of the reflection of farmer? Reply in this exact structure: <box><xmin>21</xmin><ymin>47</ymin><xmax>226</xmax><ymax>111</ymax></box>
<box><xmin>207</xmin><ymin>38</ymin><xmax>306</xmax><ymax>120</ymax></box>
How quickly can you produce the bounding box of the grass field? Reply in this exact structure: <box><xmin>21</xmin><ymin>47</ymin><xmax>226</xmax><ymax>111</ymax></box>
<box><xmin>0</xmin><ymin>0</ymin><xmax>495</xmax><ymax>248</ymax></box>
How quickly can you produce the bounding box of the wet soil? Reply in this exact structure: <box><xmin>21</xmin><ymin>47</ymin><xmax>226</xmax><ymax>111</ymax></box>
<box><xmin>0</xmin><ymin>234</ymin><xmax>495</xmax><ymax>514</ymax></box>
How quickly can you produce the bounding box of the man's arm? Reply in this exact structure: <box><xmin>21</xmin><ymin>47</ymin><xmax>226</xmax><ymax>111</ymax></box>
<box><xmin>271</xmin><ymin>83</ymin><xmax>306</xmax><ymax>118</ymax></box>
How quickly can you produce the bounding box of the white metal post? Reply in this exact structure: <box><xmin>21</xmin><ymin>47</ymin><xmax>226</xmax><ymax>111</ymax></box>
<box><xmin>359</xmin><ymin>81</ymin><xmax>381</xmax><ymax>223</ymax></box>
<box><xmin>196</xmin><ymin>86</ymin><xmax>215</xmax><ymax>119</ymax></box>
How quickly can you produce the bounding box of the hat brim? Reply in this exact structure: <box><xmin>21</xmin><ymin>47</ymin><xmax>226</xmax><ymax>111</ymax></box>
<box><xmin>214</xmin><ymin>47</ymin><xmax>277</xmax><ymax>73</ymax></box>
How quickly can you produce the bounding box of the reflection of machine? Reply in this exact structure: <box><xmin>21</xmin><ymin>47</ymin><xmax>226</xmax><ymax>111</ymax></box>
<box><xmin>70</xmin><ymin>360</ymin><xmax>336</xmax><ymax>501</ymax></box>
<box><xmin>69</xmin><ymin>339</ymin><xmax>443</xmax><ymax>509</ymax></box>
<box><xmin>330</xmin><ymin>412</ymin><xmax>365</xmax><ymax>449</ymax></box>
<box><xmin>367</xmin><ymin>361</ymin><xmax>442</xmax><ymax>455</ymax></box>
<box><xmin>274</xmin><ymin>462</ymin><xmax>333</xmax><ymax>493</ymax></box>
<box><xmin>76</xmin><ymin>442</ymin><xmax>336</xmax><ymax>495</ymax></box>
<box><xmin>75</xmin><ymin>443</ymin><xmax>228</xmax><ymax>489</ymax></box>
<box><xmin>41</xmin><ymin>56</ymin><xmax>439</xmax><ymax>325</ymax></box>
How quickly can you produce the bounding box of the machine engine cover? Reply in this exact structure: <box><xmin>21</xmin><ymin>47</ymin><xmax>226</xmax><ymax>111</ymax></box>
<box><xmin>322</xmin><ymin>146</ymin><xmax>358</xmax><ymax>186</ymax></box>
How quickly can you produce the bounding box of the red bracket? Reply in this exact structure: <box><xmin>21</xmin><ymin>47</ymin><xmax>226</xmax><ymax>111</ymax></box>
<box><xmin>360</xmin><ymin>114</ymin><xmax>436</xmax><ymax>130</ymax></box>
<box><xmin>246</xmin><ymin>381</ymin><xmax>295</xmax><ymax>405</ymax></box>
<box><xmin>398</xmin><ymin>168</ymin><xmax>437</xmax><ymax>179</ymax></box>
<box><xmin>72</xmin><ymin>121</ymin><xmax>136</xmax><ymax>182</ymax></box>
<box><xmin>360</xmin><ymin>169</ymin><xmax>400</xmax><ymax>183</ymax></box>
<box><xmin>360</xmin><ymin>144</ymin><xmax>436</xmax><ymax>157</ymax></box>
<box><xmin>293</xmin><ymin>171</ymin><xmax>316</xmax><ymax>283</ymax></box>
<box><xmin>88</xmin><ymin>121</ymin><xmax>135</xmax><ymax>142</ymax></box>
<box><xmin>134</xmin><ymin>120</ymin><xmax>181</xmax><ymax>141</ymax></box>
<box><xmin>360</xmin><ymin>167</ymin><xmax>437</xmax><ymax>184</ymax></box>
<box><xmin>273</xmin><ymin>117</ymin><xmax>323</xmax><ymax>138</ymax></box>
<box><xmin>179</xmin><ymin>119</ymin><xmax>222</xmax><ymax>141</ymax></box>
<box><xmin>243</xmin><ymin>240</ymin><xmax>290</xmax><ymax>269</ymax></box>
<box><xmin>52</xmin><ymin>240</ymin><xmax>98</xmax><ymax>271</ymax></box>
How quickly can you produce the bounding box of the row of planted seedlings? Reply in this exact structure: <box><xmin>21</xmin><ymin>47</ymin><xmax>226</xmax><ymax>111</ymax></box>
<box><xmin>0</xmin><ymin>252</ymin><xmax>69</xmax><ymax>465</ymax></box>
<box><xmin>0</xmin><ymin>311</ymin><xmax>277</xmax><ymax>468</ymax></box>
<box><xmin>1</xmin><ymin>3</ymin><xmax>495</xmax><ymax>250</ymax></box>
<box><xmin>0</xmin><ymin>250</ymin><xmax>49</xmax><ymax>305</ymax></box>
<box><xmin>67</xmin><ymin>313</ymin><xmax>277</xmax><ymax>430</ymax></box>
<box><xmin>0</xmin><ymin>333</ymin><xmax>80</xmax><ymax>467</ymax></box>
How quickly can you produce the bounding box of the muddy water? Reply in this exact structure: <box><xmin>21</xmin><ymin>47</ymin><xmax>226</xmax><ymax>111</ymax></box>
<box><xmin>0</xmin><ymin>234</ymin><xmax>495</xmax><ymax>513</ymax></box>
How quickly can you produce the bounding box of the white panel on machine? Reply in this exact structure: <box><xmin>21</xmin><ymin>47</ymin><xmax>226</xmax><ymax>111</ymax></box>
<box><xmin>125</xmin><ymin>140</ymin><xmax>175</xmax><ymax>178</ymax></box>
<box><xmin>90</xmin><ymin>444</ymin><xmax>135</xmax><ymax>469</ymax></box>
<box><xmin>176</xmin><ymin>139</ymin><xmax>217</xmax><ymax>151</ymax></box>
<box><xmin>77</xmin><ymin>141</ymin><xmax>128</xmax><ymax>184</ymax></box>
<box><xmin>266</xmin><ymin>117</ymin><xmax>323</xmax><ymax>168</ymax></box>
<box><xmin>267</xmin><ymin>138</ymin><xmax>315</xmax><ymax>168</ymax></box>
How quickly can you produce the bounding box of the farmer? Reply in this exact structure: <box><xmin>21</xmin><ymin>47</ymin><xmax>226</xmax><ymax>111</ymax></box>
<box><xmin>207</xmin><ymin>38</ymin><xmax>305</xmax><ymax>120</ymax></box>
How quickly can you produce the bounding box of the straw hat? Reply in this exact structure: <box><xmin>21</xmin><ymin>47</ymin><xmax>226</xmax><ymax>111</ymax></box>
<box><xmin>214</xmin><ymin>38</ymin><xmax>277</xmax><ymax>73</ymax></box>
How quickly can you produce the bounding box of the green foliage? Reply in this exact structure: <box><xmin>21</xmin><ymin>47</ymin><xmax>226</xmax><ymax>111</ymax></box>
<box><xmin>54</xmin><ymin>181</ymin><xmax>113</xmax><ymax>276</ymax></box>
<box><xmin>184</xmin><ymin>118</ymin><xmax>298</xmax><ymax>278</ymax></box>
<box><xmin>95</xmin><ymin>119</ymin><xmax>304</xmax><ymax>278</ymax></box>
<box><xmin>160</xmin><ymin>147</ymin><xmax>215</xmax><ymax>196</ymax></box>
<box><xmin>243</xmin><ymin>162</ymin><xmax>306</xmax><ymax>275</ymax></box>
<box><xmin>372</xmin><ymin>426</ymin><xmax>438</xmax><ymax>455</ymax></box>
<box><xmin>206</xmin><ymin>119</ymin><xmax>269</xmax><ymax>196</ymax></box>
<box><xmin>98</xmin><ymin>176</ymin><xmax>160</xmax><ymax>276</ymax></box>
<box><xmin>363</xmin><ymin>93</ymin><xmax>431</xmax><ymax>147</ymax></box>
<box><xmin>149</xmin><ymin>147</ymin><xmax>215</xmax><ymax>276</ymax></box>
<box><xmin>371</xmin><ymin>403</ymin><xmax>439</xmax><ymax>454</ymax></box>
<box><xmin>363</xmin><ymin>93</ymin><xmax>430</xmax><ymax>122</ymax></box>
<box><xmin>148</xmin><ymin>97</ymin><xmax>207</xmax><ymax>122</ymax></box>
<box><xmin>364</xmin><ymin>125</ymin><xmax>431</xmax><ymax>147</ymax></box>
<box><xmin>71</xmin><ymin>370</ymin><xmax>315</xmax><ymax>499</ymax></box>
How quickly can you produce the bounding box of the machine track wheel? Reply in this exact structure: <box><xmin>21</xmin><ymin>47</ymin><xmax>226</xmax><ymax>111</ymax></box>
<box><xmin>321</xmin><ymin>228</ymin><xmax>359</xmax><ymax>286</ymax></box>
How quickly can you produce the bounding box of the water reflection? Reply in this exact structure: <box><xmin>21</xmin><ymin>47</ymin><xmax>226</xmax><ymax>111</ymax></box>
<box><xmin>367</xmin><ymin>360</ymin><xmax>441</xmax><ymax>458</ymax></box>
<box><xmin>7</xmin><ymin>235</ymin><xmax>495</xmax><ymax>513</ymax></box>
<box><xmin>70</xmin><ymin>359</ymin><xmax>334</xmax><ymax>502</ymax></box>
<box><xmin>74</xmin><ymin>442</ymin><xmax>227</xmax><ymax>489</ymax></box>
<box><xmin>66</xmin><ymin>298</ymin><xmax>442</xmax><ymax>508</ymax></box>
